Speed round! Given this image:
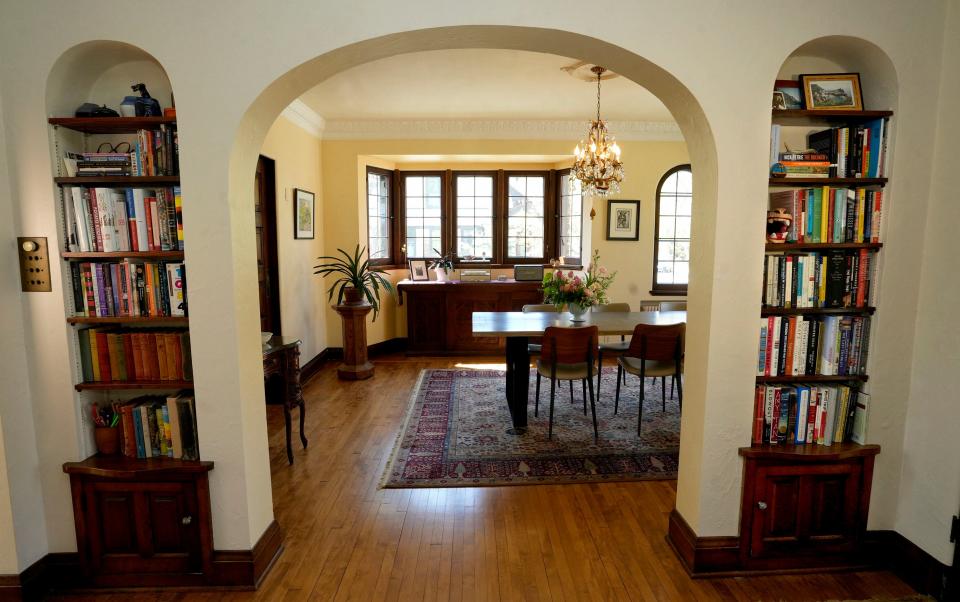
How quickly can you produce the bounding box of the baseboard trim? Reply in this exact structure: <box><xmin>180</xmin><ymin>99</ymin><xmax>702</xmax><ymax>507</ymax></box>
<box><xmin>8</xmin><ymin>520</ymin><xmax>283</xmax><ymax>598</ymax></box>
<box><xmin>865</xmin><ymin>530</ymin><xmax>949</xmax><ymax>599</ymax></box>
<box><xmin>300</xmin><ymin>350</ymin><xmax>327</xmax><ymax>385</ymax></box>
<box><xmin>666</xmin><ymin>508</ymin><xmax>740</xmax><ymax>577</ymax></box>
<box><xmin>317</xmin><ymin>337</ymin><xmax>409</xmax><ymax>367</ymax></box>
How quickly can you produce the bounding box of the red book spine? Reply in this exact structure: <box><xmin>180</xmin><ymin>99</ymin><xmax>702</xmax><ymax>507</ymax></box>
<box><xmin>752</xmin><ymin>386</ymin><xmax>765</xmax><ymax>445</ymax></box>
<box><xmin>856</xmin><ymin>249</ymin><xmax>868</xmax><ymax>307</ymax></box>
<box><xmin>120</xmin><ymin>404</ymin><xmax>137</xmax><ymax>457</ymax></box>
<box><xmin>82</xmin><ymin>263</ymin><xmax>96</xmax><ymax>316</ymax></box>
<box><xmin>146</xmin><ymin>333</ymin><xmax>159</xmax><ymax>380</ymax></box>
<box><xmin>171</xmin><ymin>333</ymin><xmax>183</xmax><ymax>380</ymax></box>
<box><xmin>132</xmin><ymin>333</ymin><xmax>145</xmax><ymax>380</ymax></box>
<box><xmin>144</xmin><ymin>198</ymin><xmax>156</xmax><ymax>251</ymax></box>
<box><xmin>122</xmin><ymin>333</ymin><xmax>136</xmax><ymax>381</ymax></box>
<box><xmin>784</xmin><ymin>317</ymin><xmax>796</xmax><ymax>375</ymax></box>
<box><xmin>87</xmin><ymin>188</ymin><xmax>103</xmax><ymax>252</ymax></box>
<box><xmin>871</xmin><ymin>191</ymin><xmax>883</xmax><ymax>244</ymax></box>
<box><xmin>95</xmin><ymin>330</ymin><xmax>112</xmax><ymax>382</ymax></box>
<box><xmin>764</xmin><ymin>317</ymin><xmax>775</xmax><ymax>376</ymax></box>
<box><xmin>769</xmin><ymin>388</ymin><xmax>782</xmax><ymax>444</ymax></box>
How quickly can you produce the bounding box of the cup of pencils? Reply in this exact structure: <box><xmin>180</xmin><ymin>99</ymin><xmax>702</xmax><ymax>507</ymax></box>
<box><xmin>92</xmin><ymin>403</ymin><xmax>121</xmax><ymax>455</ymax></box>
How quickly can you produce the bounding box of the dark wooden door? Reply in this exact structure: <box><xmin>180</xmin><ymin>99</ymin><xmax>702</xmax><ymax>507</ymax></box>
<box><xmin>255</xmin><ymin>155</ymin><xmax>281</xmax><ymax>334</ymax></box>
<box><xmin>86</xmin><ymin>480</ymin><xmax>200</xmax><ymax>574</ymax></box>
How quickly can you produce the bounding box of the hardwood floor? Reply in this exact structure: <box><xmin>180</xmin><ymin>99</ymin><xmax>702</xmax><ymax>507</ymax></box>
<box><xmin>54</xmin><ymin>354</ymin><xmax>916</xmax><ymax>601</ymax></box>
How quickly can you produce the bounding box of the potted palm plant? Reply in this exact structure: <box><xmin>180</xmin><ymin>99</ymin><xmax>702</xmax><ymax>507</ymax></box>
<box><xmin>314</xmin><ymin>245</ymin><xmax>394</xmax><ymax>379</ymax></box>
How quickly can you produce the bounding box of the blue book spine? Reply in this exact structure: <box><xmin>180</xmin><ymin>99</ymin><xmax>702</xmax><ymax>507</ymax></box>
<box><xmin>133</xmin><ymin>406</ymin><xmax>145</xmax><ymax>458</ymax></box>
<box><xmin>834</xmin><ymin>190</ymin><xmax>845</xmax><ymax>243</ymax></box>
<box><xmin>867</xmin><ymin>119</ymin><xmax>883</xmax><ymax>177</ymax></box>
<box><xmin>94</xmin><ymin>264</ymin><xmax>109</xmax><ymax>317</ymax></box>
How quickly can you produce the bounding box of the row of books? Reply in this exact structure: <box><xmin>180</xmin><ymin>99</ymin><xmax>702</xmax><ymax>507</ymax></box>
<box><xmin>752</xmin><ymin>384</ymin><xmax>868</xmax><ymax>446</ymax></box>
<box><xmin>774</xmin><ymin>151</ymin><xmax>832</xmax><ymax>178</ymax></box>
<box><xmin>762</xmin><ymin>250</ymin><xmax>873</xmax><ymax>309</ymax></box>
<box><xmin>78</xmin><ymin>328</ymin><xmax>192</xmax><ymax>383</ymax></box>
<box><xmin>116</xmin><ymin>393</ymin><xmax>199</xmax><ymax>460</ymax></box>
<box><xmin>769</xmin><ymin>187</ymin><xmax>882</xmax><ymax>244</ymax></box>
<box><xmin>70</xmin><ymin>261</ymin><xmax>186</xmax><ymax>318</ymax></box>
<box><xmin>63</xmin><ymin>126</ymin><xmax>179</xmax><ymax>177</ymax></box>
<box><xmin>65</xmin><ymin>186</ymin><xmax>183</xmax><ymax>253</ymax></box>
<box><xmin>808</xmin><ymin>120</ymin><xmax>888</xmax><ymax>178</ymax></box>
<box><xmin>758</xmin><ymin>315</ymin><xmax>871</xmax><ymax>377</ymax></box>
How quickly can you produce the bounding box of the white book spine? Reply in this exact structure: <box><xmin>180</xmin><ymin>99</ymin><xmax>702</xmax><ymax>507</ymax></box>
<box><xmin>133</xmin><ymin>189</ymin><xmax>149</xmax><ymax>251</ymax></box>
<box><xmin>770</xmin><ymin>316</ymin><xmax>781</xmax><ymax>376</ymax></box>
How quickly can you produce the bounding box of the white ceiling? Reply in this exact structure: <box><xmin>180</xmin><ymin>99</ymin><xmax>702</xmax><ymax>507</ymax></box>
<box><xmin>298</xmin><ymin>49</ymin><xmax>675</xmax><ymax>122</ymax></box>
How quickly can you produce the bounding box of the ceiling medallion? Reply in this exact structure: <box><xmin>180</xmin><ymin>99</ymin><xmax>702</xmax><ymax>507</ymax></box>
<box><xmin>572</xmin><ymin>66</ymin><xmax>624</xmax><ymax>197</ymax></box>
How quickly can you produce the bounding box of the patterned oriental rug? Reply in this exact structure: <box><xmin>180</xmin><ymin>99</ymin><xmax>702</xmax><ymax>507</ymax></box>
<box><xmin>382</xmin><ymin>368</ymin><xmax>681</xmax><ymax>488</ymax></box>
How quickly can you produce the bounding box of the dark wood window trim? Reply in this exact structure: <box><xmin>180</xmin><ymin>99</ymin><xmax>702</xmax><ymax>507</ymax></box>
<box><xmin>556</xmin><ymin>168</ymin><xmax>583</xmax><ymax>266</ymax></box>
<box><xmin>652</xmin><ymin>164</ymin><xmax>692</xmax><ymax>296</ymax></box>
<box><xmin>452</xmin><ymin>170</ymin><xmax>498</xmax><ymax>262</ymax></box>
<box><xmin>365</xmin><ymin>166</ymin><xmax>394</xmax><ymax>266</ymax></box>
<box><xmin>501</xmin><ymin>170</ymin><xmax>554</xmax><ymax>265</ymax></box>
<box><xmin>399</xmin><ymin>170</ymin><xmax>446</xmax><ymax>261</ymax></box>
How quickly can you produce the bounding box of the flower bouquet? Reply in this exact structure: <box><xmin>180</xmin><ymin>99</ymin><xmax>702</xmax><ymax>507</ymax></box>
<box><xmin>541</xmin><ymin>250</ymin><xmax>616</xmax><ymax>321</ymax></box>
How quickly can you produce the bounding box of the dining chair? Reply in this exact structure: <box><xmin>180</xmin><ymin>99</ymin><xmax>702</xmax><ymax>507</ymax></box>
<box><xmin>592</xmin><ymin>302</ymin><xmax>631</xmax><ymax>394</ymax></box>
<box><xmin>615</xmin><ymin>323</ymin><xmax>685</xmax><ymax>435</ymax></box>
<box><xmin>522</xmin><ymin>304</ymin><xmax>576</xmax><ymax>406</ymax></box>
<box><xmin>535</xmin><ymin>325</ymin><xmax>600</xmax><ymax>440</ymax></box>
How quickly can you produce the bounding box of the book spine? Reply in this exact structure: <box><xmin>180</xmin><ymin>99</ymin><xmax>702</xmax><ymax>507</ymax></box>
<box><xmin>769</xmin><ymin>388</ymin><xmax>782</xmax><ymax>444</ymax></box>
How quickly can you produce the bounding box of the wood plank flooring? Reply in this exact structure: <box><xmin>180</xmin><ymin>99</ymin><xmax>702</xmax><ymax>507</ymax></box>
<box><xmin>54</xmin><ymin>354</ymin><xmax>916</xmax><ymax>601</ymax></box>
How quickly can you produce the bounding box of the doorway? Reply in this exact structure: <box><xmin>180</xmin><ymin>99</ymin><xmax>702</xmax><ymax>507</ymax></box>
<box><xmin>255</xmin><ymin>154</ymin><xmax>281</xmax><ymax>334</ymax></box>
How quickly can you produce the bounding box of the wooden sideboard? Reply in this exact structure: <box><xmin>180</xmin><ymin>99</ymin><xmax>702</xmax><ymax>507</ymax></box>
<box><xmin>397</xmin><ymin>279</ymin><xmax>543</xmax><ymax>354</ymax></box>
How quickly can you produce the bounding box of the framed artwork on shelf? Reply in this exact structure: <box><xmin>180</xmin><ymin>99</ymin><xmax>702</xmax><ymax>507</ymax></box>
<box><xmin>294</xmin><ymin>188</ymin><xmax>315</xmax><ymax>239</ymax></box>
<box><xmin>799</xmin><ymin>73</ymin><xmax>863</xmax><ymax>111</ymax></box>
<box><xmin>774</xmin><ymin>79</ymin><xmax>803</xmax><ymax>110</ymax></box>
<box><xmin>409</xmin><ymin>259</ymin><xmax>429</xmax><ymax>281</ymax></box>
<box><xmin>606</xmin><ymin>200</ymin><xmax>641</xmax><ymax>240</ymax></box>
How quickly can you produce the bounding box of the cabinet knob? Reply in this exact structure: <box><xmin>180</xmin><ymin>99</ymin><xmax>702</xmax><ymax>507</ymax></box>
<box><xmin>182</xmin><ymin>515</ymin><xmax>193</xmax><ymax>525</ymax></box>
<box><xmin>757</xmin><ymin>501</ymin><xmax>768</xmax><ymax>511</ymax></box>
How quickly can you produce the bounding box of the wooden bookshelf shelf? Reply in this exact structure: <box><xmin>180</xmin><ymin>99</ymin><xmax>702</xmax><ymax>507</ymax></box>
<box><xmin>48</xmin><ymin>116</ymin><xmax>176</xmax><ymax>134</ymax></box>
<box><xmin>74</xmin><ymin>380</ymin><xmax>193</xmax><ymax>391</ymax></box>
<box><xmin>769</xmin><ymin>177</ymin><xmax>887</xmax><ymax>187</ymax></box>
<box><xmin>67</xmin><ymin>316</ymin><xmax>188</xmax><ymax>325</ymax></box>
<box><xmin>63</xmin><ymin>454</ymin><xmax>212</xmax><ymax>478</ymax></box>
<box><xmin>740</xmin><ymin>442</ymin><xmax>881</xmax><ymax>461</ymax></box>
<box><xmin>761</xmin><ymin>306</ymin><xmax>876</xmax><ymax>316</ymax></box>
<box><xmin>55</xmin><ymin>176</ymin><xmax>179</xmax><ymax>187</ymax></box>
<box><xmin>765</xmin><ymin>242</ymin><xmax>882</xmax><ymax>252</ymax></box>
<box><xmin>756</xmin><ymin>374</ymin><xmax>868</xmax><ymax>384</ymax></box>
<box><xmin>62</xmin><ymin>251</ymin><xmax>184</xmax><ymax>260</ymax></box>
<box><xmin>772</xmin><ymin>109</ymin><xmax>893</xmax><ymax>123</ymax></box>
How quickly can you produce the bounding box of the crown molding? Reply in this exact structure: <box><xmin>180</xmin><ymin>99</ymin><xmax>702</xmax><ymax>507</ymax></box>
<box><xmin>281</xmin><ymin>100</ymin><xmax>326</xmax><ymax>138</ymax></box>
<box><xmin>320</xmin><ymin>119</ymin><xmax>682</xmax><ymax>141</ymax></box>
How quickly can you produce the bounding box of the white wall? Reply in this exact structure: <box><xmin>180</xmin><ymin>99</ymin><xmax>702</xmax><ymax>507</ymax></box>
<box><xmin>0</xmin><ymin>0</ymin><xmax>953</xmax><ymax>564</ymax></box>
<box><xmin>261</xmin><ymin>114</ymin><xmax>327</xmax><ymax>362</ymax></box>
<box><xmin>895</xmin><ymin>0</ymin><xmax>960</xmax><ymax>566</ymax></box>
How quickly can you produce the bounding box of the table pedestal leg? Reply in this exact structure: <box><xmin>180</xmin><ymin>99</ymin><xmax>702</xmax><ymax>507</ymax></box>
<box><xmin>504</xmin><ymin>336</ymin><xmax>529</xmax><ymax>435</ymax></box>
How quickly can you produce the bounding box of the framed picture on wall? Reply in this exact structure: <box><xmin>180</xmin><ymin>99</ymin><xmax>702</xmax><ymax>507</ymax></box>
<box><xmin>409</xmin><ymin>259</ymin><xmax>429</xmax><ymax>281</ymax></box>
<box><xmin>294</xmin><ymin>188</ymin><xmax>315</xmax><ymax>239</ymax></box>
<box><xmin>799</xmin><ymin>73</ymin><xmax>863</xmax><ymax>111</ymax></box>
<box><xmin>606</xmin><ymin>200</ymin><xmax>641</xmax><ymax>240</ymax></box>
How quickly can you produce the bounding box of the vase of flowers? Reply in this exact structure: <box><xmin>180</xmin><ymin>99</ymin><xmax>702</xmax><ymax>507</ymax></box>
<box><xmin>429</xmin><ymin>248</ymin><xmax>455</xmax><ymax>282</ymax></box>
<box><xmin>541</xmin><ymin>250</ymin><xmax>616</xmax><ymax>322</ymax></box>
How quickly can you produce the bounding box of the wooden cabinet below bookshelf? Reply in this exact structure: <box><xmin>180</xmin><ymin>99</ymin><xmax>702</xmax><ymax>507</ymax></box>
<box><xmin>75</xmin><ymin>380</ymin><xmax>194</xmax><ymax>392</ymax></box>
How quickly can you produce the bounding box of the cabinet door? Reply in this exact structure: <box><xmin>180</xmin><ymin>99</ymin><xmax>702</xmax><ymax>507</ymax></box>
<box><xmin>447</xmin><ymin>293</ymin><xmax>501</xmax><ymax>351</ymax></box>
<box><xmin>86</xmin><ymin>480</ymin><xmax>201</xmax><ymax>574</ymax></box>
<box><xmin>406</xmin><ymin>291</ymin><xmax>446</xmax><ymax>353</ymax></box>
<box><xmin>749</xmin><ymin>462</ymin><xmax>861</xmax><ymax>559</ymax></box>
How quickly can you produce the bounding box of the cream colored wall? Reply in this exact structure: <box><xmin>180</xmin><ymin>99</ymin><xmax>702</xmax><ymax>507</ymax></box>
<box><xmin>260</xmin><ymin>115</ymin><xmax>327</xmax><ymax>362</ymax></box>
<box><xmin>321</xmin><ymin>138</ymin><xmax>688</xmax><ymax>347</ymax></box>
<box><xmin>895</xmin><ymin>0</ymin><xmax>960</xmax><ymax>566</ymax></box>
<box><xmin>0</xmin><ymin>0</ymin><xmax>954</xmax><ymax>564</ymax></box>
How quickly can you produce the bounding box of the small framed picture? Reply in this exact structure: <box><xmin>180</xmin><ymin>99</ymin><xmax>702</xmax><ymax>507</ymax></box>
<box><xmin>774</xmin><ymin>79</ymin><xmax>803</xmax><ymax>110</ymax></box>
<box><xmin>772</xmin><ymin>91</ymin><xmax>786</xmax><ymax>111</ymax></box>
<box><xmin>799</xmin><ymin>73</ymin><xmax>863</xmax><ymax>111</ymax></box>
<box><xmin>294</xmin><ymin>188</ymin><xmax>315</xmax><ymax>239</ymax></box>
<box><xmin>409</xmin><ymin>259</ymin><xmax>429</xmax><ymax>281</ymax></box>
<box><xmin>606</xmin><ymin>200</ymin><xmax>641</xmax><ymax>241</ymax></box>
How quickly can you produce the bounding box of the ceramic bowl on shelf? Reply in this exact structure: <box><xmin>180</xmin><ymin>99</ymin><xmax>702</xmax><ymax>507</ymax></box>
<box><xmin>261</xmin><ymin>332</ymin><xmax>273</xmax><ymax>346</ymax></box>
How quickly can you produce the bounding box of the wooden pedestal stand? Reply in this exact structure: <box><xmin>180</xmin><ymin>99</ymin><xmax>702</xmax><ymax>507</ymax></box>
<box><xmin>334</xmin><ymin>302</ymin><xmax>374</xmax><ymax>380</ymax></box>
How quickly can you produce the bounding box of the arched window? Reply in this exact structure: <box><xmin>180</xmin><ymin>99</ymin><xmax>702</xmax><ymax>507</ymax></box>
<box><xmin>652</xmin><ymin>165</ymin><xmax>691</xmax><ymax>295</ymax></box>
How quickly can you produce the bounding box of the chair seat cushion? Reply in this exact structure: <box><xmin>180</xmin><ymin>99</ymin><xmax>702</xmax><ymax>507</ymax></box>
<box><xmin>618</xmin><ymin>356</ymin><xmax>677</xmax><ymax>377</ymax></box>
<box><xmin>536</xmin><ymin>359</ymin><xmax>595</xmax><ymax>380</ymax></box>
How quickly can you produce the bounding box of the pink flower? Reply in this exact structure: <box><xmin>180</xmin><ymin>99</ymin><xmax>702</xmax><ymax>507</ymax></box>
<box><xmin>567</xmin><ymin>271</ymin><xmax>574</xmax><ymax>278</ymax></box>
<box><xmin>584</xmin><ymin>288</ymin><xmax>594</xmax><ymax>297</ymax></box>
<box><xmin>572</xmin><ymin>276</ymin><xmax>582</xmax><ymax>286</ymax></box>
<box><xmin>599</xmin><ymin>266</ymin><xmax>608</xmax><ymax>275</ymax></box>
<box><xmin>554</xmin><ymin>270</ymin><xmax>562</xmax><ymax>278</ymax></box>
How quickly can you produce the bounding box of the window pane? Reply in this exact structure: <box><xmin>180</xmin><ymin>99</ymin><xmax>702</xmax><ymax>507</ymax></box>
<box><xmin>659</xmin><ymin>216</ymin><xmax>676</xmax><ymax>238</ymax></box>
<box><xmin>367</xmin><ymin>171</ymin><xmax>391</xmax><ymax>261</ymax></box>
<box><xmin>404</xmin><ymin>175</ymin><xmax>442</xmax><ymax>258</ymax></box>
<box><xmin>658</xmin><ymin>241</ymin><xmax>674</xmax><ymax>260</ymax></box>
<box><xmin>657</xmin><ymin>262</ymin><xmax>675</xmax><ymax>284</ymax></box>
<box><xmin>675</xmin><ymin>241</ymin><xmax>690</xmax><ymax>261</ymax></box>
<box><xmin>675</xmin><ymin>216</ymin><xmax>692</xmax><ymax>239</ymax></box>
<box><xmin>654</xmin><ymin>167</ymin><xmax>693</xmax><ymax>290</ymax></box>
<box><xmin>659</xmin><ymin>196</ymin><xmax>676</xmax><ymax>216</ymax></box>
<box><xmin>676</xmin><ymin>196</ymin><xmax>692</xmax><ymax>216</ymax></box>
<box><xmin>559</xmin><ymin>173</ymin><xmax>583</xmax><ymax>261</ymax></box>
<box><xmin>674</xmin><ymin>261</ymin><xmax>690</xmax><ymax>284</ymax></box>
<box><xmin>455</xmin><ymin>175</ymin><xmax>494</xmax><ymax>259</ymax></box>
<box><xmin>505</xmin><ymin>175</ymin><xmax>546</xmax><ymax>258</ymax></box>
<box><xmin>676</xmin><ymin>170</ymin><xmax>693</xmax><ymax>194</ymax></box>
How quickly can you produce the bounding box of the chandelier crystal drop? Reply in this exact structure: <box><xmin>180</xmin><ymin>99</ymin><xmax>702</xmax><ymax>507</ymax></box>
<box><xmin>572</xmin><ymin>66</ymin><xmax>624</xmax><ymax>197</ymax></box>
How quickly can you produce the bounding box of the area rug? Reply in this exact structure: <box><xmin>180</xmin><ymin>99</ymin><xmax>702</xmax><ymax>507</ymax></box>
<box><xmin>381</xmin><ymin>368</ymin><xmax>680</xmax><ymax>488</ymax></box>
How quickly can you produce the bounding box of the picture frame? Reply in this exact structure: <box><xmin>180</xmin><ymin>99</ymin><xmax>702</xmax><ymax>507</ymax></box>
<box><xmin>606</xmin><ymin>200</ymin><xmax>641</xmax><ymax>241</ymax></box>
<box><xmin>773</xmin><ymin>79</ymin><xmax>803</xmax><ymax>110</ymax></box>
<box><xmin>799</xmin><ymin>73</ymin><xmax>863</xmax><ymax>111</ymax></box>
<box><xmin>772</xmin><ymin>91</ymin><xmax>786</xmax><ymax>111</ymax></box>
<box><xmin>409</xmin><ymin>259</ymin><xmax>429</xmax><ymax>281</ymax></box>
<box><xmin>294</xmin><ymin>188</ymin><xmax>315</xmax><ymax>239</ymax></box>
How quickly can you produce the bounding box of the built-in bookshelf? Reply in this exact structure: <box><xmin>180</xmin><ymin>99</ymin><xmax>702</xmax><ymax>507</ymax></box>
<box><xmin>49</xmin><ymin>115</ymin><xmax>198</xmax><ymax>462</ymax></box>
<box><xmin>755</xmin><ymin>108</ymin><xmax>890</xmax><ymax>449</ymax></box>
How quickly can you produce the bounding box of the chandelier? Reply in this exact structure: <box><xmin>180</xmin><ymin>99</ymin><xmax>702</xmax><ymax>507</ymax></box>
<box><xmin>572</xmin><ymin>66</ymin><xmax>624</xmax><ymax>197</ymax></box>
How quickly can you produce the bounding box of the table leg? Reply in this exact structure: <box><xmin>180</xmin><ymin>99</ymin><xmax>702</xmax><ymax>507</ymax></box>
<box><xmin>299</xmin><ymin>401</ymin><xmax>308</xmax><ymax>449</ymax></box>
<box><xmin>283</xmin><ymin>405</ymin><xmax>294</xmax><ymax>465</ymax></box>
<box><xmin>504</xmin><ymin>336</ymin><xmax>529</xmax><ymax>435</ymax></box>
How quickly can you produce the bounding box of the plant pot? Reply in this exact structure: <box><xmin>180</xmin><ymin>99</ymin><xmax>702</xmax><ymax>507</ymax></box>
<box><xmin>343</xmin><ymin>286</ymin><xmax>365</xmax><ymax>305</ymax></box>
<box><xmin>94</xmin><ymin>426</ymin><xmax>120</xmax><ymax>455</ymax></box>
<box><xmin>434</xmin><ymin>267</ymin><xmax>449</xmax><ymax>282</ymax></box>
<box><xmin>569</xmin><ymin>303</ymin><xmax>590</xmax><ymax>322</ymax></box>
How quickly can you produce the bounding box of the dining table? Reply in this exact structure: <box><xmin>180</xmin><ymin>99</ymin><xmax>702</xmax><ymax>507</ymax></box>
<box><xmin>471</xmin><ymin>310</ymin><xmax>687</xmax><ymax>434</ymax></box>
